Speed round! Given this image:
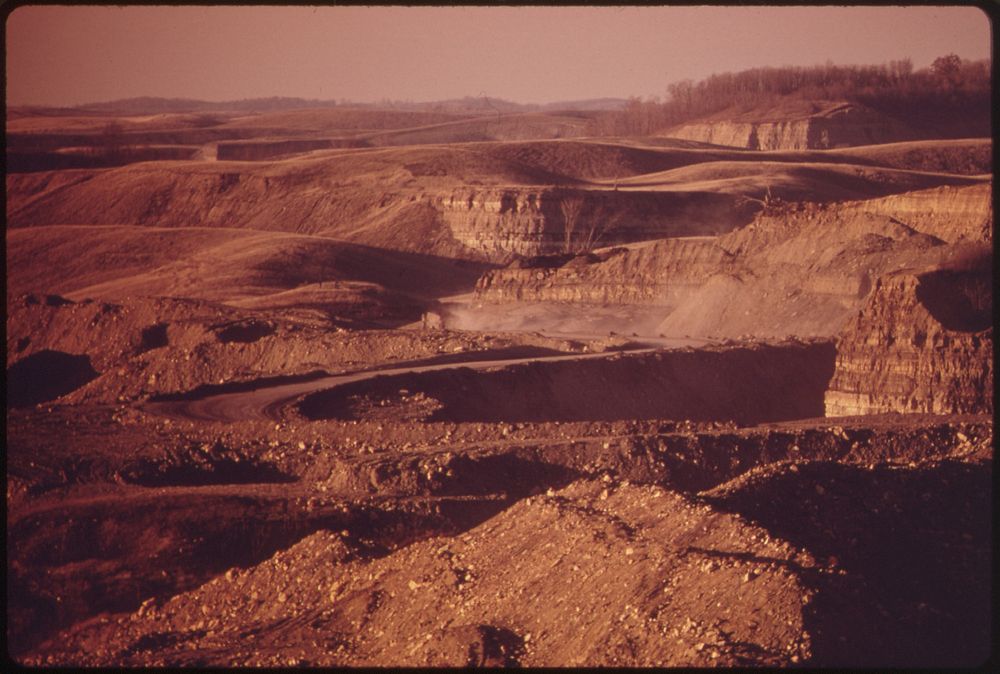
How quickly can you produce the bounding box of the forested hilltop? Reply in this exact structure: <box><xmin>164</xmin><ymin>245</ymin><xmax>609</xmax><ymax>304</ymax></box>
<box><xmin>589</xmin><ymin>55</ymin><xmax>991</xmax><ymax>137</ymax></box>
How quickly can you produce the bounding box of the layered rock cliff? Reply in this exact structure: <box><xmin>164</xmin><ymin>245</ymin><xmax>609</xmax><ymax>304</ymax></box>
<box><xmin>438</xmin><ymin>187</ymin><xmax>753</xmax><ymax>260</ymax></box>
<box><xmin>825</xmin><ymin>269</ymin><xmax>992</xmax><ymax>416</ymax></box>
<box><xmin>669</xmin><ymin>103</ymin><xmax>917</xmax><ymax>151</ymax></box>
<box><xmin>475</xmin><ymin>238</ymin><xmax>731</xmax><ymax>305</ymax></box>
<box><xmin>839</xmin><ymin>183</ymin><xmax>992</xmax><ymax>243</ymax></box>
<box><xmin>470</xmin><ymin>181</ymin><xmax>991</xmax><ymax>340</ymax></box>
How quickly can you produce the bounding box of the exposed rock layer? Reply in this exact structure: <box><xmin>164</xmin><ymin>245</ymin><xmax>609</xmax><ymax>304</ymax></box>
<box><xmin>825</xmin><ymin>271</ymin><xmax>992</xmax><ymax>416</ymax></box>
<box><xmin>668</xmin><ymin>104</ymin><xmax>917</xmax><ymax>151</ymax></box>
<box><xmin>473</xmin><ymin>183</ymin><xmax>990</xmax><ymax>340</ymax></box>
<box><xmin>439</xmin><ymin>188</ymin><xmax>752</xmax><ymax>260</ymax></box>
<box><xmin>476</xmin><ymin>238</ymin><xmax>729</xmax><ymax>305</ymax></box>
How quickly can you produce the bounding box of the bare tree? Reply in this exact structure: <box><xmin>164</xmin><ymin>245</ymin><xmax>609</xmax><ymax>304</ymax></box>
<box><xmin>561</xmin><ymin>194</ymin><xmax>611</xmax><ymax>254</ymax></box>
<box><xmin>560</xmin><ymin>194</ymin><xmax>584</xmax><ymax>253</ymax></box>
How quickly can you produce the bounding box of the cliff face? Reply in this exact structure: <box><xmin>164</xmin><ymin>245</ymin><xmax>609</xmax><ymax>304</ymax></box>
<box><xmin>437</xmin><ymin>187</ymin><xmax>754</xmax><ymax>261</ymax></box>
<box><xmin>825</xmin><ymin>270</ymin><xmax>993</xmax><ymax>416</ymax></box>
<box><xmin>670</xmin><ymin>104</ymin><xmax>916</xmax><ymax>151</ymax></box>
<box><xmin>840</xmin><ymin>183</ymin><xmax>992</xmax><ymax>244</ymax></box>
<box><xmin>470</xmin><ymin>182</ymin><xmax>991</xmax><ymax>340</ymax></box>
<box><xmin>475</xmin><ymin>238</ymin><xmax>731</xmax><ymax>305</ymax></box>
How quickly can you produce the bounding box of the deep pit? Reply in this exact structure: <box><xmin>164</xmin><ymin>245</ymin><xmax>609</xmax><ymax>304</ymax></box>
<box><xmin>298</xmin><ymin>341</ymin><xmax>837</xmax><ymax>424</ymax></box>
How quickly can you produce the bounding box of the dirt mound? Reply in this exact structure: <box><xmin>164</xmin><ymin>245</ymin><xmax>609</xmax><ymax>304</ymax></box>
<box><xmin>6</xmin><ymin>225</ymin><xmax>485</xmax><ymax>314</ymax></box>
<box><xmin>830</xmin><ymin>138</ymin><xmax>992</xmax><ymax>175</ymax></box>
<box><xmin>21</xmin><ymin>480</ymin><xmax>813</xmax><ymax>667</ymax></box>
<box><xmin>616</xmin><ymin>160</ymin><xmax>985</xmax><ymax>202</ymax></box>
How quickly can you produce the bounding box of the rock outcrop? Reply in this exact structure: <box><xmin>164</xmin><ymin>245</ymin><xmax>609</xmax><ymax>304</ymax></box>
<box><xmin>437</xmin><ymin>187</ymin><xmax>753</xmax><ymax>260</ymax></box>
<box><xmin>669</xmin><ymin>103</ymin><xmax>917</xmax><ymax>151</ymax></box>
<box><xmin>475</xmin><ymin>238</ymin><xmax>730</xmax><ymax>305</ymax></box>
<box><xmin>825</xmin><ymin>269</ymin><xmax>992</xmax><ymax>416</ymax></box>
<box><xmin>839</xmin><ymin>183</ymin><xmax>992</xmax><ymax>244</ymax></box>
<box><xmin>471</xmin><ymin>182</ymin><xmax>990</xmax><ymax>339</ymax></box>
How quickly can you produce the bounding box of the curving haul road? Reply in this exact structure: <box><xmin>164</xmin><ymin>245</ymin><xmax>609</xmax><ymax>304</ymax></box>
<box><xmin>142</xmin><ymin>348</ymin><xmax>658</xmax><ymax>423</ymax></box>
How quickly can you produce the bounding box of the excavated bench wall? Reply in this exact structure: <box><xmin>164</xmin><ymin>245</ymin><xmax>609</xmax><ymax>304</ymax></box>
<box><xmin>298</xmin><ymin>341</ymin><xmax>836</xmax><ymax>424</ymax></box>
<box><xmin>437</xmin><ymin>188</ymin><xmax>754</xmax><ymax>261</ymax></box>
<box><xmin>475</xmin><ymin>237</ymin><xmax>731</xmax><ymax>305</ymax></box>
<box><xmin>668</xmin><ymin>105</ymin><xmax>916</xmax><ymax>151</ymax></box>
<box><xmin>825</xmin><ymin>271</ymin><xmax>993</xmax><ymax>416</ymax></box>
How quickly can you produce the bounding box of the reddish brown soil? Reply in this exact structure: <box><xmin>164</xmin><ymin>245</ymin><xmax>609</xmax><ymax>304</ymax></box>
<box><xmin>7</xmin><ymin>399</ymin><xmax>992</xmax><ymax>667</ymax></box>
<box><xmin>6</xmin><ymin>105</ymin><xmax>993</xmax><ymax>668</ymax></box>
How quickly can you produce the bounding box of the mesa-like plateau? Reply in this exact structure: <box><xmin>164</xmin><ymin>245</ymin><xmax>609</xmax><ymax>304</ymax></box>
<box><xmin>6</xmin><ymin>91</ymin><xmax>993</xmax><ymax>668</ymax></box>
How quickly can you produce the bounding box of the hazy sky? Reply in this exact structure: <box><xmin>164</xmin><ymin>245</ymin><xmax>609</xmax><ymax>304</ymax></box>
<box><xmin>4</xmin><ymin>4</ymin><xmax>992</xmax><ymax>107</ymax></box>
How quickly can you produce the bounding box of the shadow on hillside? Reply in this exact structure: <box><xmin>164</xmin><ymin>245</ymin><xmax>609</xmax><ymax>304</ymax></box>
<box><xmin>7</xmin><ymin>350</ymin><xmax>99</xmax><ymax>407</ymax></box>
<box><xmin>916</xmin><ymin>268</ymin><xmax>992</xmax><ymax>332</ymax></box>
<box><xmin>298</xmin><ymin>342</ymin><xmax>836</xmax><ymax>424</ymax></box>
<box><xmin>701</xmin><ymin>460</ymin><xmax>992</xmax><ymax>668</ymax></box>
<box><xmin>252</xmin><ymin>241</ymin><xmax>494</xmax><ymax>301</ymax></box>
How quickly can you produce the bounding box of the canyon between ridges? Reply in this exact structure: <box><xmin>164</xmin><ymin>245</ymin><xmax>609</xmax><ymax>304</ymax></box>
<box><xmin>5</xmin><ymin>100</ymin><xmax>993</xmax><ymax>667</ymax></box>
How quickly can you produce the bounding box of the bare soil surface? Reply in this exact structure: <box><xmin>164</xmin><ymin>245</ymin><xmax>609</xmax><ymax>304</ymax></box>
<box><xmin>8</xmin><ymin>401</ymin><xmax>991</xmax><ymax>667</ymax></box>
<box><xmin>6</xmin><ymin>105</ymin><xmax>993</xmax><ymax>668</ymax></box>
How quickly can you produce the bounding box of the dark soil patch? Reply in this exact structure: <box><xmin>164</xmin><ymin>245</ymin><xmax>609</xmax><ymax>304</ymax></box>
<box><xmin>118</xmin><ymin>456</ymin><xmax>296</xmax><ymax>488</ymax></box>
<box><xmin>7</xmin><ymin>350</ymin><xmax>99</xmax><ymax>407</ymax></box>
<box><xmin>137</xmin><ymin>323</ymin><xmax>169</xmax><ymax>352</ymax></box>
<box><xmin>214</xmin><ymin>320</ymin><xmax>276</xmax><ymax>344</ymax></box>
<box><xmin>701</xmin><ymin>459</ymin><xmax>992</xmax><ymax>667</ymax></box>
<box><xmin>21</xmin><ymin>293</ymin><xmax>74</xmax><ymax>307</ymax></box>
<box><xmin>298</xmin><ymin>341</ymin><xmax>836</xmax><ymax>424</ymax></box>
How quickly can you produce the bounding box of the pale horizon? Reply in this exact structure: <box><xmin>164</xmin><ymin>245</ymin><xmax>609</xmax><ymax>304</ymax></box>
<box><xmin>4</xmin><ymin>4</ymin><xmax>993</xmax><ymax>108</ymax></box>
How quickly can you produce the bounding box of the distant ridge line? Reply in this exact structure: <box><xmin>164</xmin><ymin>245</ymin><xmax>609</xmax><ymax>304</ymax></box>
<box><xmin>9</xmin><ymin>96</ymin><xmax>629</xmax><ymax>116</ymax></box>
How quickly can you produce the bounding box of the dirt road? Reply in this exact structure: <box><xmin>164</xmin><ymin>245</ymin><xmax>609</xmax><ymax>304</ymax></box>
<box><xmin>143</xmin><ymin>346</ymin><xmax>665</xmax><ymax>423</ymax></box>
